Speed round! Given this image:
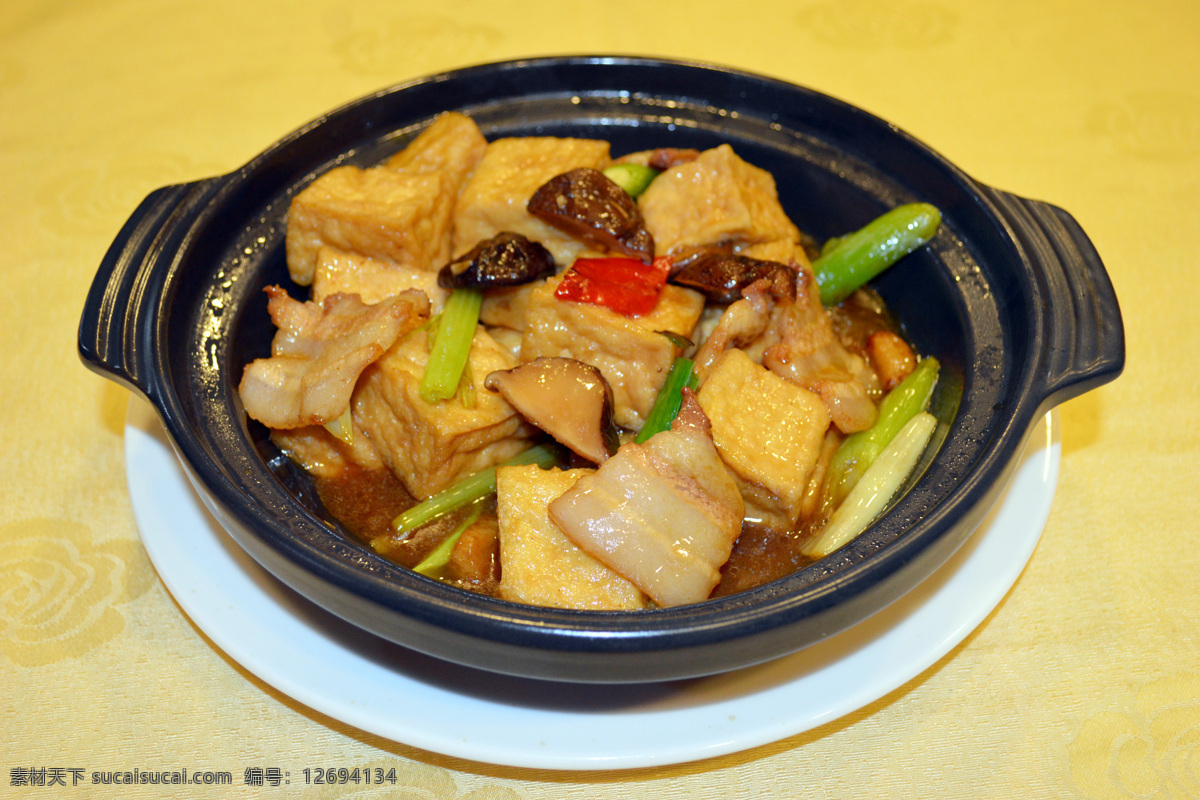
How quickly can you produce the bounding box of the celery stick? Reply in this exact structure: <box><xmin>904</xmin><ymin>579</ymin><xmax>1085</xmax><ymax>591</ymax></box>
<box><xmin>823</xmin><ymin>356</ymin><xmax>940</xmax><ymax>510</ymax></box>
<box><xmin>603</xmin><ymin>163</ymin><xmax>660</xmax><ymax>198</ymax></box>
<box><xmin>390</xmin><ymin>443</ymin><xmax>561</xmax><ymax>536</ymax></box>
<box><xmin>635</xmin><ymin>357</ymin><xmax>699</xmax><ymax>443</ymax></box>
<box><xmin>802</xmin><ymin>411</ymin><xmax>937</xmax><ymax>558</ymax></box>
<box><xmin>420</xmin><ymin>288</ymin><xmax>483</xmax><ymax>403</ymax></box>
<box><xmin>412</xmin><ymin>503</ymin><xmax>483</xmax><ymax>577</ymax></box>
<box><xmin>814</xmin><ymin>203</ymin><xmax>941</xmax><ymax>306</ymax></box>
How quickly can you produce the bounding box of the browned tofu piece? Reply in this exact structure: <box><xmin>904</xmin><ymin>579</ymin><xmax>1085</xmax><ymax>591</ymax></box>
<box><xmin>638</xmin><ymin>144</ymin><xmax>801</xmax><ymax>256</ymax></box>
<box><xmin>496</xmin><ymin>465</ymin><xmax>649</xmax><ymax>610</ymax></box>
<box><xmin>385</xmin><ymin>111</ymin><xmax>488</xmax><ymax>188</ymax></box>
<box><xmin>452</xmin><ymin>137</ymin><xmax>611</xmax><ymax>267</ymax></box>
<box><xmin>285</xmin><ymin>165</ymin><xmax>456</xmax><ymax>286</ymax></box>
<box><xmin>353</xmin><ymin>326</ymin><xmax>536</xmax><ymax>499</ymax></box>
<box><xmin>520</xmin><ymin>274</ymin><xmax>706</xmax><ymax>430</ymax></box>
<box><xmin>311</xmin><ymin>246</ymin><xmax>449</xmax><ymax>309</ymax></box>
<box><xmin>270</xmin><ymin>421</ymin><xmax>386</xmax><ymax>479</ymax></box>
<box><xmin>479</xmin><ymin>282</ymin><xmax>537</xmax><ymax>331</ymax></box>
<box><xmin>696</xmin><ymin>348</ymin><xmax>830</xmax><ymax>530</ymax></box>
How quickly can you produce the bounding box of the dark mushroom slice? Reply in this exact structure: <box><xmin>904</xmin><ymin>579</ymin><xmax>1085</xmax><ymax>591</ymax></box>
<box><xmin>670</xmin><ymin>251</ymin><xmax>796</xmax><ymax>304</ymax></box>
<box><xmin>647</xmin><ymin>147</ymin><xmax>700</xmax><ymax>170</ymax></box>
<box><xmin>526</xmin><ymin>168</ymin><xmax>655</xmax><ymax>262</ymax></box>
<box><xmin>484</xmin><ymin>357</ymin><xmax>620</xmax><ymax>464</ymax></box>
<box><xmin>438</xmin><ymin>232</ymin><xmax>556</xmax><ymax>290</ymax></box>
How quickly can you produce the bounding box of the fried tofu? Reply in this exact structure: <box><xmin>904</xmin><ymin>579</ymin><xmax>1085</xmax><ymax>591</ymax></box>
<box><xmin>638</xmin><ymin>144</ymin><xmax>801</xmax><ymax>256</ymax></box>
<box><xmin>353</xmin><ymin>326</ymin><xmax>536</xmax><ymax>499</ymax></box>
<box><xmin>286</xmin><ymin>112</ymin><xmax>487</xmax><ymax>286</ymax></box>
<box><xmin>496</xmin><ymin>465</ymin><xmax>649</xmax><ymax>610</ymax></box>
<box><xmin>696</xmin><ymin>348</ymin><xmax>830</xmax><ymax>530</ymax></box>
<box><xmin>452</xmin><ymin>136</ymin><xmax>611</xmax><ymax>267</ymax></box>
<box><xmin>285</xmin><ymin>165</ymin><xmax>456</xmax><ymax>286</ymax></box>
<box><xmin>311</xmin><ymin>246</ymin><xmax>449</xmax><ymax>310</ymax></box>
<box><xmin>519</xmin><ymin>274</ymin><xmax>706</xmax><ymax>430</ymax></box>
<box><xmin>385</xmin><ymin>111</ymin><xmax>488</xmax><ymax>187</ymax></box>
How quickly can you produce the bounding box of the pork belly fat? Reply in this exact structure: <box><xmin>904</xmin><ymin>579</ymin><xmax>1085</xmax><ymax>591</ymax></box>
<box><xmin>520</xmin><ymin>273</ymin><xmax>705</xmax><ymax>430</ymax></box>
<box><xmin>237</xmin><ymin>288</ymin><xmax>430</xmax><ymax>431</ymax></box>
<box><xmin>451</xmin><ymin>136</ymin><xmax>611</xmax><ymax>267</ymax></box>
<box><xmin>547</xmin><ymin>394</ymin><xmax>744</xmax><ymax>607</ymax></box>
<box><xmin>352</xmin><ymin>326</ymin><xmax>536</xmax><ymax>499</ymax></box>
<box><xmin>497</xmin><ymin>465</ymin><xmax>649</xmax><ymax>610</ymax></box>
<box><xmin>697</xmin><ymin>348</ymin><xmax>830</xmax><ymax>530</ymax></box>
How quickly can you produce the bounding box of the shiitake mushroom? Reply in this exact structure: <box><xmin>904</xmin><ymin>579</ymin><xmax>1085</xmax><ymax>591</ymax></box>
<box><xmin>438</xmin><ymin>232</ymin><xmax>556</xmax><ymax>289</ymax></box>
<box><xmin>484</xmin><ymin>357</ymin><xmax>620</xmax><ymax>464</ymax></box>
<box><xmin>527</xmin><ymin>168</ymin><xmax>655</xmax><ymax>262</ymax></box>
<box><xmin>669</xmin><ymin>251</ymin><xmax>796</xmax><ymax>304</ymax></box>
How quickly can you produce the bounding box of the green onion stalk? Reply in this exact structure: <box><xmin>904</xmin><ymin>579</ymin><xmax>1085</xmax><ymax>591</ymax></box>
<box><xmin>814</xmin><ymin>203</ymin><xmax>941</xmax><ymax>306</ymax></box>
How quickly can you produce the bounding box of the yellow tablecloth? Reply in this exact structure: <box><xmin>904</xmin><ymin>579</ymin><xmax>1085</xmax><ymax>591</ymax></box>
<box><xmin>3</xmin><ymin>0</ymin><xmax>1197</xmax><ymax>796</ymax></box>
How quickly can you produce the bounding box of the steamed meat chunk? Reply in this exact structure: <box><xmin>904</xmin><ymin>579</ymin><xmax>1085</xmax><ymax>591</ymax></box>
<box><xmin>638</xmin><ymin>144</ymin><xmax>801</xmax><ymax>256</ymax></box>
<box><xmin>497</xmin><ymin>465</ymin><xmax>649</xmax><ymax>610</ymax></box>
<box><xmin>451</xmin><ymin>137</ymin><xmax>611</xmax><ymax>267</ymax></box>
<box><xmin>311</xmin><ymin>246</ymin><xmax>449</xmax><ymax>309</ymax></box>
<box><xmin>697</xmin><ymin>348</ymin><xmax>830</xmax><ymax>530</ymax></box>
<box><xmin>385</xmin><ymin>111</ymin><xmax>488</xmax><ymax>186</ymax></box>
<box><xmin>238</xmin><ymin>287</ymin><xmax>430</xmax><ymax>430</ymax></box>
<box><xmin>762</xmin><ymin>270</ymin><xmax>881</xmax><ymax>434</ymax></box>
<box><xmin>352</xmin><ymin>325</ymin><xmax>536</xmax><ymax>499</ymax></box>
<box><xmin>548</xmin><ymin>393</ymin><xmax>744</xmax><ymax>607</ymax></box>
<box><xmin>520</xmin><ymin>273</ymin><xmax>705</xmax><ymax>430</ymax></box>
<box><xmin>691</xmin><ymin>278</ymin><xmax>779</xmax><ymax>382</ymax></box>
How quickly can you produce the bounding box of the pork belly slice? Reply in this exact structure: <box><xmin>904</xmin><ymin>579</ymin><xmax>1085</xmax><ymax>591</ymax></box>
<box><xmin>452</xmin><ymin>136</ymin><xmax>611</xmax><ymax>268</ymax></box>
<box><xmin>548</xmin><ymin>394</ymin><xmax>744</xmax><ymax>607</ymax></box>
<box><xmin>762</xmin><ymin>269</ymin><xmax>881</xmax><ymax>434</ymax></box>
<box><xmin>638</xmin><ymin>144</ymin><xmax>801</xmax><ymax>257</ymax></box>
<box><xmin>497</xmin><ymin>465</ymin><xmax>649</xmax><ymax>611</ymax></box>
<box><xmin>520</xmin><ymin>273</ymin><xmax>705</xmax><ymax>431</ymax></box>
<box><xmin>238</xmin><ymin>287</ymin><xmax>430</xmax><ymax>431</ymax></box>
<box><xmin>352</xmin><ymin>325</ymin><xmax>537</xmax><ymax>499</ymax></box>
<box><xmin>697</xmin><ymin>348</ymin><xmax>830</xmax><ymax>530</ymax></box>
<box><xmin>311</xmin><ymin>246</ymin><xmax>449</xmax><ymax>309</ymax></box>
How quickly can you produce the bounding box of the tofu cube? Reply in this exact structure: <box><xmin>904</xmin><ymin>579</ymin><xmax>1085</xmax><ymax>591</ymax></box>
<box><xmin>520</xmin><ymin>274</ymin><xmax>706</xmax><ymax>430</ymax></box>
<box><xmin>496</xmin><ymin>465</ymin><xmax>649</xmax><ymax>610</ymax></box>
<box><xmin>285</xmin><ymin>165</ymin><xmax>456</xmax><ymax>285</ymax></box>
<box><xmin>311</xmin><ymin>246</ymin><xmax>449</xmax><ymax>310</ymax></box>
<box><xmin>452</xmin><ymin>136</ymin><xmax>611</xmax><ymax>267</ymax></box>
<box><xmin>696</xmin><ymin>348</ymin><xmax>830</xmax><ymax>530</ymax></box>
<box><xmin>639</xmin><ymin>144</ymin><xmax>801</xmax><ymax>256</ymax></box>
<box><xmin>353</xmin><ymin>326</ymin><xmax>535</xmax><ymax>499</ymax></box>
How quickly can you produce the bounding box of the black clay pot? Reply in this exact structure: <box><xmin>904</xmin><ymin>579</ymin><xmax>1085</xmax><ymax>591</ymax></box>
<box><xmin>79</xmin><ymin>56</ymin><xmax>1124</xmax><ymax>683</ymax></box>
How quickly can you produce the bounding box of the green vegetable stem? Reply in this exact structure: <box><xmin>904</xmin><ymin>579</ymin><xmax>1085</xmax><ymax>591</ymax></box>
<box><xmin>603</xmin><ymin>163</ymin><xmax>661</xmax><ymax>198</ymax></box>
<box><xmin>389</xmin><ymin>443</ymin><xmax>561</xmax><ymax>536</ymax></box>
<box><xmin>814</xmin><ymin>203</ymin><xmax>942</xmax><ymax>306</ymax></box>
<box><xmin>420</xmin><ymin>288</ymin><xmax>484</xmax><ymax>403</ymax></box>
<box><xmin>821</xmin><ymin>356</ymin><xmax>940</xmax><ymax>512</ymax></box>
<box><xmin>412</xmin><ymin>503</ymin><xmax>484</xmax><ymax>577</ymax></box>
<box><xmin>634</xmin><ymin>357</ymin><xmax>700</xmax><ymax>443</ymax></box>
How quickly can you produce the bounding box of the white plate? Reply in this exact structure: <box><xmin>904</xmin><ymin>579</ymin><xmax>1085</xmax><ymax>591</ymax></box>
<box><xmin>126</xmin><ymin>399</ymin><xmax>1059</xmax><ymax>770</ymax></box>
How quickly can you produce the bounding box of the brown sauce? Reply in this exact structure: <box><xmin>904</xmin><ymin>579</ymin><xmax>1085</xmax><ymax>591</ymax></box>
<box><xmin>309</xmin><ymin>286</ymin><xmax>901</xmax><ymax>604</ymax></box>
<box><xmin>316</xmin><ymin>467</ymin><xmax>818</xmax><ymax>601</ymax></box>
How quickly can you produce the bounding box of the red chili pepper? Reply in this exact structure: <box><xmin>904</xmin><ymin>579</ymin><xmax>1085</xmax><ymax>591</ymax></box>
<box><xmin>554</xmin><ymin>256</ymin><xmax>672</xmax><ymax>317</ymax></box>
